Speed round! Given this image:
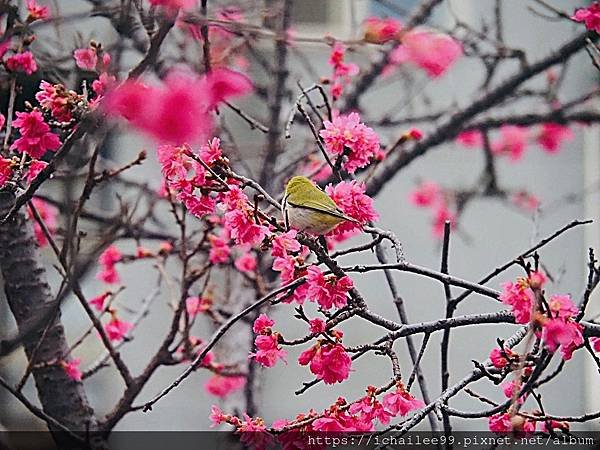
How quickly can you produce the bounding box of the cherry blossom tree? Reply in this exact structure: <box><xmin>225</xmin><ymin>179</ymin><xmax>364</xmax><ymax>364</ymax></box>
<box><xmin>1</xmin><ymin>0</ymin><xmax>600</xmax><ymax>449</ymax></box>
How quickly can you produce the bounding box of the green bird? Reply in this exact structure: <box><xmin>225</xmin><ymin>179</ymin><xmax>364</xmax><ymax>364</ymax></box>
<box><xmin>282</xmin><ymin>176</ymin><xmax>359</xmax><ymax>235</ymax></box>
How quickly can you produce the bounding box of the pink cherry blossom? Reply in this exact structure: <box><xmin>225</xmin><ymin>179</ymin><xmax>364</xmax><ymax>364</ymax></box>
<box><xmin>5</xmin><ymin>51</ymin><xmax>38</xmax><ymax>75</ymax></box>
<box><xmin>104</xmin><ymin>315</ymin><xmax>132</xmax><ymax>342</ymax></box>
<box><xmin>26</xmin><ymin>0</ymin><xmax>50</xmax><ymax>21</ymax></box>
<box><xmin>456</xmin><ymin>130</ymin><xmax>483</xmax><ymax>148</ymax></box>
<box><xmin>488</xmin><ymin>413</ymin><xmax>513</xmax><ymax>433</ymax></box>
<box><xmin>234</xmin><ymin>253</ymin><xmax>257</xmax><ymax>273</ymax></box>
<box><xmin>500</xmin><ymin>280</ymin><xmax>534</xmax><ymax>324</ymax></box>
<box><xmin>389</xmin><ymin>28</ymin><xmax>462</xmax><ymax>78</ymax></box>
<box><xmin>382</xmin><ymin>385</ymin><xmax>425</xmax><ymax>416</ymax></box>
<box><xmin>104</xmin><ymin>69</ymin><xmax>251</xmax><ymax>144</ymax></box>
<box><xmin>92</xmin><ymin>72</ymin><xmax>116</xmax><ymax>97</ymax></box>
<box><xmin>363</xmin><ymin>17</ymin><xmax>402</xmax><ymax>44</ymax></box>
<box><xmin>11</xmin><ymin>110</ymin><xmax>61</xmax><ymax>158</ymax></box>
<box><xmin>320</xmin><ymin>113</ymin><xmax>380</xmax><ymax>173</ymax></box>
<box><xmin>305</xmin><ymin>265</ymin><xmax>353</xmax><ymax>310</ymax></box>
<box><xmin>208</xmin><ymin>234</ymin><xmax>231</xmax><ymax>264</ymax></box>
<box><xmin>0</xmin><ymin>158</ymin><xmax>13</xmax><ymax>188</ymax></box>
<box><xmin>253</xmin><ymin>314</ymin><xmax>274</xmax><ymax>334</ymax></box>
<box><xmin>536</xmin><ymin>123</ymin><xmax>574</xmax><ymax>154</ymax></box>
<box><xmin>223</xmin><ymin>209</ymin><xmax>268</xmax><ymax>247</ymax></box>
<box><xmin>250</xmin><ymin>334</ymin><xmax>287</xmax><ymax>368</ymax></box>
<box><xmin>592</xmin><ymin>337</ymin><xmax>600</xmax><ymax>353</ymax></box>
<box><xmin>272</xmin><ymin>255</ymin><xmax>297</xmax><ymax>283</ymax></box>
<box><xmin>309</xmin><ymin>318</ymin><xmax>326</xmax><ymax>334</ymax></box>
<box><xmin>540</xmin><ymin>419</ymin><xmax>570</xmax><ymax>434</ymax></box>
<box><xmin>74</xmin><ymin>47</ymin><xmax>98</xmax><ymax>71</ymax></box>
<box><xmin>547</xmin><ymin>294</ymin><xmax>579</xmax><ymax>319</ymax></box>
<box><xmin>312</xmin><ymin>414</ymin><xmax>346</xmax><ymax>432</ymax></box>
<box><xmin>89</xmin><ymin>292</ymin><xmax>110</xmax><ymax>311</ymax></box>
<box><xmin>409</xmin><ymin>181</ymin><xmax>441</xmax><ymax>207</ymax></box>
<box><xmin>186</xmin><ymin>296</ymin><xmax>212</xmax><ymax>317</ymax></box>
<box><xmin>502</xmin><ymin>380</ymin><xmax>526</xmax><ymax>404</ymax></box>
<box><xmin>199</xmin><ymin>137</ymin><xmax>223</xmax><ymax>165</ymax></box>
<box><xmin>298</xmin><ymin>342</ymin><xmax>352</xmax><ymax>384</ymax></box>
<box><xmin>61</xmin><ymin>358</ymin><xmax>82</xmax><ymax>381</ymax></box>
<box><xmin>203</xmin><ymin>68</ymin><xmax>253</xmax><ymax>105</ymax></box>
<box><xmin>491</xmin><ymin>125</ymin><xmax>529</xmax><ymax>161</ymax></box>
<box><xmin>26</xmin><ymin>160</ymin><xmax>49</xmax><ymax>183</ymax></box>
<box><xmin>541</xmin><ymin>318</ymin><xmax>583</xmax><ymax>360</ymax></box>
<box><xmin>35</xmin><ymin>81</ymin><xmax>75</xmax><ymax>122</ymax></box>
<box><xmin>327</xmin><ymin>42</ymin><xmax>359</xmax><ymax>100</ymax></box>
<box><xmin>489</xmin><ymin>346</ymin><xmax>516</xmax><ymax>369</ymax></box>
<box><xmin>238</xmin><ymin>414</ymin><xmax>272</xmax><ymax>450</ymax></box>
<box><xmin>149</xmin><ymin>0</ymin><xmax>197</xmax><ymax>11</ymax></box>
<box><xmin>572</xmin><ymin>2</ymin><xmax>600</xmax><ymax>33</ymax></box>
<box><xmin>271</xmin><ymin>230</ymin><xmax>301</xmax><ymax>258</ymax></box>
<box><xmin>0</xmin><ymin>113</ymin><xmax>5</xmax><ymax>130</ymax></box>
<box><xmin>209</xmin><ymin>405</ymin><xmax>225</xmax><ymax>427</ymax></box>
<box><xmin>204</xmin><ymin>375</ymin><xmax>246</xmax><ymax>398</ymax></box>
<box><xmin>27</xmin><ymin>197</ymin><xmax>57</xmax><ymax>248</ymax></box>
<box><xmin>325</xmin><ymin>180</ymin><xmax>379</xmax><ymax>234</ymax></box>
<box><xmin>96</xmin><ymin>245</ymin><xmax>122</xmax><ymax>284</ymax></box>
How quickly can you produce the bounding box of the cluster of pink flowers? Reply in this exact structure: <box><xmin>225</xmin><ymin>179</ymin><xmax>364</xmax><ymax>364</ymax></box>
<box><xmin>572</xmin><ymin>2</ymin><xmax>600</xmax><ymax>33</ymax></box>
<box><xmin>500</xmin><ymin>273</ymin><xmax>584</xmax><ymax>360</ymax></box>
<box><xmin>499</xmin><ymin>277</ymin><xmax>536</xmax><ymax>324</ymax></box>
<box><xmin>320</xmin><ymin>113</ymin><xmax>381</xmax><ymax>173</ymax></box>
<box><xmin>104</xmin><ymin>68</ymin><xmax>252</xmax><ymax>144</ymax></box>
<box><xmin>327</xmin><ymin>42</ymin><xmax>359</xmax><ymax>100</ymax></box>
<box><xmin>74</xmin><ymin>43</ymin><xmax>111</xmax><ymax>72</ymax></box>
<box><xmin>489</xmin><ymin>345</ymin><xmax>517</xmax><ymax>369</ymax></box>
<box><xmin>149</xmin><ymin>0</ymin><xmax>196</xmax><ymax>13</ymax></box>
<box><xmin>388</xmin><ymin>28</ymin><xmax>462</xmax><ymax>78</ymax></box>
<box><xmin>27</xmin><ymin>197</ymin><xmax>57</xmax><ymax>248</ymax></box>
<box><xmin>36</xmin><ymin>81</ymin><xmax>86</xmax><ymax>123</ymax></box>
<box><xmin>0</xmin><ymin>157</ymin><xmax>13</xmax><ymax>188</ymax></box>
<box><xmin>250</xmin><ymin>314</ymin><xmax>287</xmax><ymax>368</ymax></box>
<box><xmin>325</xmin><ymin>180</ymin><xmax>379</xmax><ymax>234</ymax></box>
<box><xmin>489</xmin><ymin>413</ymin><xmax>536</xmax><ymax>435</ymax></box>
<box><xmin>96</xmin><ymin>245</ymin><xmax>122</xmax><ymax>284</ymax></box>
<box><xmin>363</xmin><ymin>16</ymin><xmax>402</xmax><ymax>44</ymax></box>
<box><xmin>4</xmin><ymin>51</ymin><xmax>38</xmax><ymax>75</ymax></box>
<box><xmin>305</xmin><ymin>265</ymin><xmax>353</xmax><ymax>310</ymax></box>
<box><xmin>408</xmin><ymin>180</ymin><xmax>456</xmax><ymax>239</ymax></box>
<box><xmin>270</xmin><ymin>230</ymin><xmax>310</xmax><ymax>304</ymax></box>
<box><xmin>11</xmin><ymin>110</ymin><xmax>61</xmax><ymax>158</ymax></box>
<box><xmin>210</xmin><ymin>384</ymin><xmax>424</xmax><ymax>442</ymax></box>
<box><xmin>539</xmin><ymin>294</ymin><xmax>583</xmax><ymax>360</ymax></box>
<box><xmin>298</xmin><ymin>341</ymin><xmax>352</xmax><ymax>384</ymax></box>
<box><xmin>536</xmin><ymin>123</ymin><xmax>574</xmax><ymax>153</ymax></box>
<box><xmin>158</xmin><ymin>138</ymin><xmax>225</xmax><ymax>221</ymax></box>
<box><xmin>457</xmin><ymin>123</ymin><xmax>574</xmax><ymax>160</ymax></box>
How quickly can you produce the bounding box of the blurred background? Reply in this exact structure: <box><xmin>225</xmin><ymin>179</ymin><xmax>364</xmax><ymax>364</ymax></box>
<box><xmin>1</xmin><ymin>0</ymin><xmax>599</xmax><ymax>435</ymax></box>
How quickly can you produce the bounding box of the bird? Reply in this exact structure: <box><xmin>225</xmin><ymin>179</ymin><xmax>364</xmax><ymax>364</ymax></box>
<box><xmin>282</xmin><ymin>176</ymin><xmax>359</xmax><ymax>235</ymax></box>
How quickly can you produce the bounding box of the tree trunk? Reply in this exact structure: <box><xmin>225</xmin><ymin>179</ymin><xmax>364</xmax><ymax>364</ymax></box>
<box><xmin>0</xmin><ymin>190</ymin><xmax>105</xmax><ymax>448</ymax></box>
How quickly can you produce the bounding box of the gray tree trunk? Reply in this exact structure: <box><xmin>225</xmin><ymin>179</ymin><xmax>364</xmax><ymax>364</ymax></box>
<box><xmin>0</xmin><ymin>190</ymin><xmax>105</xmax><ymax>448</ymax></box>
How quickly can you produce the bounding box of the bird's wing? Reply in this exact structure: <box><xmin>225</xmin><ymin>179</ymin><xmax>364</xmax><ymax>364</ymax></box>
<box><xmin>287</xmin><ymin>199</ymin><xmax>359</xmax><ymax>223</ymax></box>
